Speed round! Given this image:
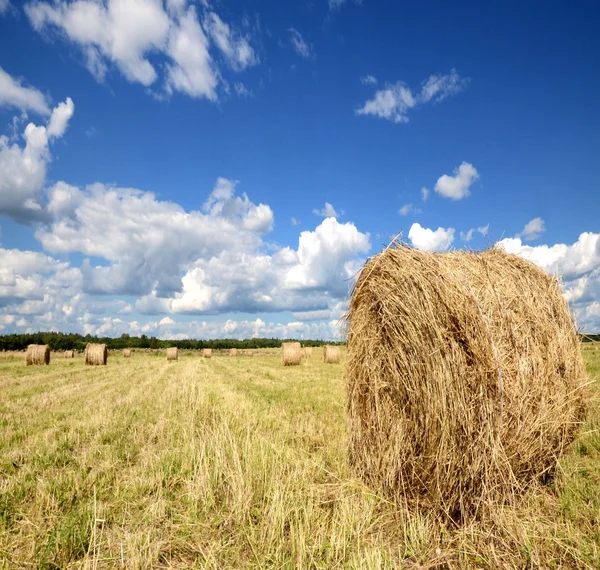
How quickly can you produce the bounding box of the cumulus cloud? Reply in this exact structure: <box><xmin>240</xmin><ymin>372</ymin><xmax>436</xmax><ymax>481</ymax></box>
<box><xmin>498</xmin><ymin>232</ymin><xmax>600</xmax><ymax>331</ymax></box>
<box><xmin>0</xmin><ymin>67</ymin><xmax>50</xmax><ymax>115</ymax></box>
<box><xmin>356</xmin><ymin>69</ymin><xmax>468</xmax><ymax>123</ymax></box>
<box><xmin>434</xmin><ymin>162</ymin><xmax>479</xmax><ymax>200</ymax></box>
<box><xmin>289</xmin><ymin>27</ymin><xmax>313</xmax><ymax>59</ymax></box>
<box><xmin>408</xmin><ymin>222</ymin><xmax>455</xmax><ymax>252</ymax></box>
<box><xmin>0</xmin><ymin>98</ymin><xmax>74</xmax><ymax>222</ymax></box>
<box><xmin>24</xmin><ymin>0</ymin><xmax>256</xmax><ymax>102</ymax></box>
<box><xmin>517</xmin><ymin>217</ymin><xmax>545</xmax><ymax>241</ymax></box>
<box><xmin>313</xmin><ymin>202</ymin><xmax>341</xmax><ymax>218</ymax></box>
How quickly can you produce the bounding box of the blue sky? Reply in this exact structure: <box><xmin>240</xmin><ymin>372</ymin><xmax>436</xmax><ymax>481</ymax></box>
<box><xmin>0</xmin><ymin>0</ymin><xmax>599</xmax><ymax>339</ymax></box>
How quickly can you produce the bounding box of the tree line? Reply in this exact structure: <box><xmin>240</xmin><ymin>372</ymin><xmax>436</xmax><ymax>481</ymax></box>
<box><xmin>0</xmin><ymin>332</ymin><xmax>345</xmax><ymax>352</ymax></box>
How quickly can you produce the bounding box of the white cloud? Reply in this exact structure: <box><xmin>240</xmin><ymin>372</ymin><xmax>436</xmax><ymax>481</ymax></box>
<box><xmin>356</xmin><ymin>69</ymin><xmax>468</xmax><ymax>123</ymax></box>
<box><xmin>408</xmin><ymin>222</ymin><xmax>455</xmax><ymax>252</ymax></box>
<box><xmin>313</xmin><ymin>202</ymin><xmax>341</xmax><ymax>218</ymax></box>
<box><xmin>0</xmin><ymin>0</ymin><xmax>11</xmax><ymax>15</ymax></box>
<box><xmin>517</xmin><ymin>217</ymin><xmax>545</xmax><ymax>241</ymax></box>
<box><xmin>291</xmin><ymin>217</ymin><xmax>299</xmax><ymax>226</ymax></box>
<box><xmin>0</xmin><ymin>67</ymin><xmax>50</xmax><ymax>115</ymax></box>
<box><xmin>398</xmin><ymin>203</ymin><xmax>421</xmax><ymax>216</ymax></box>
<box><xmin>234</xmin><ymin>82</ymin><xmax>252</xmax><ymax>98</ymax></box>
<box><xmin>0</xmin><ymin>98</ymin><xmax>74</xmax><ymax>222</ymax></box>
<box><xmin>47</xmin><ymin>97</ymin><xmax>74</xmax><ymax>138</ymax></box>
<box><xmin>165</xmin><ymin>6</ymin><xmax>217</xmax><ymax>100</ymax></box>
<box><xmin>421</xmin><ymin>187</ymin><xmax>430</xmax><ymax>201</ymax></box>
<box><xmin>478</xmin><ymin>224</ymin><xmax>489</xmax><ymax>237</ymax></box>
<box><xmin>24</xmin><ymin>1</ymin><xmax>256</xmax><ymax>102</ymax></box>
<box><xmin>289</xmin><ymin>27</ymin><xmax>313</xmax><ymax>59</ymax></box>
<box><xmin>361</xmin><ymin>75</ymin><xmax>377</xmax><ymax>85</ymax></box>
<box><xmin>434</xmin><ymin>162</ymin><xmax>479</xmax><ymax>200</ymax></box>
<box><xmin>420</xmin><ymin>69</ymin><xmax>469</xmax><ymax>103</ymax></box>
<box><xmin>204</xmin><ymin>12</ymin><xmax>258</xmax><ymax>71</ymax></box>
<box><xmin>498</xmin><ymin>232</ymin><xmax>600</xmax><ymax>331</ymax></box>
<box><xmin>460</xmin><ymin>229</ymin><xmax>474</xmax><ymax>242</ymax></box>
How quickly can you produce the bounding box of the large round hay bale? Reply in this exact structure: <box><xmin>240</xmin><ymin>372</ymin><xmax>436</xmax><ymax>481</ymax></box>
<box><xmin>64</xmin><ymin>350</ymin><xmax>74</xmax><ymax>359</ymax></box>
<box><xmin>84</xmin><ymin>343</ymin><xmax>107</xmax><ymax>366</ymax></box>
<box><xmin>246</xmin><ymin>350</ymin><xmax>254</xmax><ymax>357</ymax></box>
<box><xmin>323</xmin><ymin>345</ymin><xmax>340</xmax><ymax>364</ymax></box>
<box><xmin>203</xmin><ymin>348</ymin><xmax>212</xmax><ymax>358</ymax></box>
<box><xmin>302</xmin><ymin>347</ymin><xmax>312</xmax><ymax>359</ymax></box>
<box><xmin>230</xmin><ymin>348</ymin><xmax>238</xmax><ymax>357</ymax></box>
<box><xmin>123</xmin><ymin>349</ymin><xmax>131</xmax><ymax>358</ymax></box>
<box><xmin>345</xmin><ymin>245</ymin><xmax>589</xmax><ymax>520</ymax></box>
<box><xmin>25</xmin><ymin>344</ymin><xmax>50</xmax><ymax>365</ymax></box>
<box><xmin>166</xmin><ymin>347</ymin><xmax>178</xmax><ymax>361</ymax></box>
<box><xmin>282</xmin><ymin>342</ymin><xmax>301</xmax><ymax>366</ymax></box>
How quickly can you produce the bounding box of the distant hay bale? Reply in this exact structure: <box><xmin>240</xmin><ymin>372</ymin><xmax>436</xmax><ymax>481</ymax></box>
<box><xmin>230</xmin><ymin>348</ymin><xmax>238</xmax><ymax>357</ymax></box>
<box><xmin>246</xmin><ymin>350</ymin><xmax>254</xmax><ymax>357</ymax></box>
<box><xmin>203</xmin><ymin>348</ymin><xmax>212</xmax><ymax>358</ymax></box>
<box><xmin>123</xmin><ymin>349</ymin><xmax>131</xmax><ymax>358</ymax></box>
<box><xmin>84</xmin><ymin>343</ymin><xmax>107</xmax><ymax>366</ymax></box>
<box><xmin>64</xmin><ymin>350</ymin><xmax>74</xmax><ymax>359</ymax></box>
<box><xmin>282</xmin><ymin>342</ymin><xmax>302</xmax><ymax>366</ymax></box>
<box><xmin>166</xmin><ymin>347</ymin><xmax>178</xmax><ymax>361</ymax></box>
<box><xmin>345</xmin><ymin>244</ymin><xmax>589</xmax><ymax>521</ymax></box>
<box><xmin>302</xmin><ymin>347</ymin><xmax>312</xmax><ymax>359</ymax></box>
<box><xmin>25</xmin><ymin>344</ymin><xmax>50</xmax><ymax>365</ymax></box>
<box><xmin>323</xmin><ymin>345</ymin><xmax>341</xmax><ymax>364</ymax></box>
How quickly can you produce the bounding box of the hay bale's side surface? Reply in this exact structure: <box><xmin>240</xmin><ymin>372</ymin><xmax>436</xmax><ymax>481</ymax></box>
<box><xmin>84</xmin><ymin>344</ymin><xmax>107</xmax><ymax>366</ymax></box>
<box><xmin>64</xmin><ymin>350</ymin><xmax>74</xmax><ymax>359</ymax></box>
<box><xmin>345</xmin><ymin>245</ymin><xmax>589</xmax><ymax>520</ymax></box>
<box><xmin>203</xmin><ymin>348</ymin><xmax>212</xmax><ymax>358</ymax></box>
<box><xmin>25</xmin><ymin>345</ymin><xmax>50</xmax><ymax>365</ymax></box>
<box><xmin>230</xmin><ymin>348</ymin><xmax>238</xmax><ymax>357</ymax></box>
<box><xmin>302</xmin><ymin>347</ymin><xmax>312</xmax><ymax>359</ymax></box>
<box><xmin>123</xmin><ymin>349</ymin><xmax>131</xmax><ymax>358</ymax></box>
<box><xmin>282</xmin><ymin>342</ymin><xmax>302</xmax><ymax>366</ymax></box>
<box><xmin>166</xmin><ymin>347</ymin><xmax>178</xmax><ymax>361</ymax></box>
<box><xmin>246</xmin><ymin>350</ymin><xmax>253</xmax><ymax>357</ymax></box>
<box><xmin>323</xmin><ymin>345</ymin><xmax>341</xmax><ymax>364</ymax></box>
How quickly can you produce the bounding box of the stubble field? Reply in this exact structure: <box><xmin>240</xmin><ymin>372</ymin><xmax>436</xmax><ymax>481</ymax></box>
<box><xmin>1</xmin><ymin>346</ymin><xmax>599</xmax><ymax>569</ymax></box>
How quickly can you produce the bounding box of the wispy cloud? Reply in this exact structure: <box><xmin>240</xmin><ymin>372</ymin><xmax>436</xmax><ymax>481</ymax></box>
<box><xmin>398</xmin><ymin>203</ymin><xmax>421</xmax><ymax>216</ymax></box>
<box><xmin>356</xmin><ymin>69</ymin><xmax>468</xmax><ymax>123</ymax></box>
<box><xmin>313</xmin><ymin>202</ymin><xmax>342</xmax><ymax>218</ymax></box>
<box><xmin>517</xmin><ymin>217</ymin><xmax>545</xmax><ymax>241</ymax></box>
<box><xmin>289</xmin><ymin>27</ymin><xmax>313</xmax><ymax>59</ymax></box>
<box><xmin>361</xmin><ymin>75</ymin><xmax>377</xmax><ymax>85</ymax></box>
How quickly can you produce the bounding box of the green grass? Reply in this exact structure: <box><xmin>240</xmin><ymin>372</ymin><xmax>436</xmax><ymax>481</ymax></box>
<box><xmin>0</xmin><ymin>347</ymin><xmax>599</xmax><ymax>568</ymax></box>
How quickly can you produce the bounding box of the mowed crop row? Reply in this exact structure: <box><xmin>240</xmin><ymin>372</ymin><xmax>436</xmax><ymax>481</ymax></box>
<box><xmin>0</xmin><ymin>347</ymin><xmax>599</xmax><ymax>569</ymax></box>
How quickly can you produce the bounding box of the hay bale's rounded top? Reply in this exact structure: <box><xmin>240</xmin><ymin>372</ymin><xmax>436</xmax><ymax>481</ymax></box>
<box><xmin>345</xmin><ymin>244</ymin><xmax>589</xmax><ymax>521</ymax></box>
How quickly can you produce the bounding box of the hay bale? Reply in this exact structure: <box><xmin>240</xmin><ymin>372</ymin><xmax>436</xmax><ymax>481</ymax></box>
<box><xmin>282</xmin><ymin>342</ymin><xmax>302</xmax><ymax>366</ymax></box>
<box><xmin>246</xmin><ymin>350</ymin><xmax>254</xmax><ymax>357</ymax></box>
<box><xmin>302</xmin><ymin>347</ymin><xmax>313</xmax><ymax>359</ymax></box>
<box><xmin>203</xmin><ymin>348</ymin><xmax>212</xmax><ymax>358</ymax></box>
<box><xmin>230</xmin><ymin>348</ymin><xmax>238</xmax><ymax>357</ymax></box>
<box><xmin>25</xmin><ymin>344</ymin><xmax>50</xmax><ymax>365</ymax></box>
<box><xmin>123</xmin><ymin>349</ymin><xmax>131</xmax><ymax>358</ymax></box>
<box><xmin>323</xmin><ymin>345</ymin><xmax>341</xmax><ymax>364</ymax></box>
<box><xmin>64</xmin><ymin>350</ymin><xmax>74</xmax><ymax>359</ymax></box>
<box><xmin>84</xmin><ymin>343</ymin><xmax>107</xmax><ymax>366</ymax></box>
<box><xmin>345</xmin><ymin>245</ymin><xmax>589</xmax><ymax>520</ymax></box>
<box><xmin>166</xmin><ymin>347</ymin><xmax>178</xmax><ymax>361</ymax></box>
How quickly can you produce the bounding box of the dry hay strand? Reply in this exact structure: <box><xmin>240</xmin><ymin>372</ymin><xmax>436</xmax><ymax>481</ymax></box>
<box><xmin>25</xmin><ymin>344</ymin><xmax>50</xmax><ymax>365</ymax></box>
<box><xmin>64</xmin><ymin>350</ymin><xmax>74</xmax><ymax>359</ymax></box>
<box><xmin>323</xmin><ymin>345</ymin><xmax>341</xmax><ymax>364</ymax></box>
<box><xmin>84</xmin><ymin>343</ymin><xmax>107</xmax><ymax>366</ymax></box>
<box><xmin>281</xmin><ymin>342</ymin><xmax>302</xmax><ymax>366</ymax></box>
<box><xmin>230</xmin><ymin>348</ymin><xmax>238</xmax><ymax>357</ymax></box>
<box><xmin>345</xmin><ymin>244</ymin><xmax>589</xmax><ymax>522</ymax></box>
<box><xmin>302</xmin><ymin>347</ymin><xmax>313</xmax><ymax>359</ymax></box>
<box><xmin>166</xmin><ymin>347</ymin><xmax>178</xmax><ymax>361</ymax></box>
<box><xmin>123</xmin><ymin>349</ymin><xmax>132</xmax><ymax>357</ymax></box>
<box><xmin>203</xmin><ymin>348</ymin><xmax>212</xmax><ymax>358</ymax></box>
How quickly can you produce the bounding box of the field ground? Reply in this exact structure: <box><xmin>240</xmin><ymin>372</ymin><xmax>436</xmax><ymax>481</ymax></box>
<box><xmin>0</xmin><ymin>346</ymin><xmax>599</xmax><ymax>569</ymax></box>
